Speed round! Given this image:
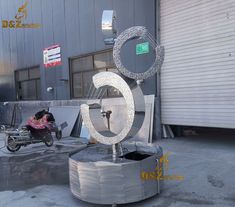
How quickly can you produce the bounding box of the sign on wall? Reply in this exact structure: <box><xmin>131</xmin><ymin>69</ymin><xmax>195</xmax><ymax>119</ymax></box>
<box><xmin>136</xmin><ymin>42</ymin><xmax>150</xmax><ymax>55</ymax></box>
<box><xmin>43</xmin><ymin>44</ymin><xmax>62</xmax><ymax>68</ymax></box>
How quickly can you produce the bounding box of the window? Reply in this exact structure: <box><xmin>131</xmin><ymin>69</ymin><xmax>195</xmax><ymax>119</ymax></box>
<box><xmin>15</xmin><ymin>66</ymin><xmax>41</xmax><ymax>100</ymax></box>
<box><xmin>70</xmin><ymin>50</ymin><xmax>120</xmax><ymax>98</ymax></box>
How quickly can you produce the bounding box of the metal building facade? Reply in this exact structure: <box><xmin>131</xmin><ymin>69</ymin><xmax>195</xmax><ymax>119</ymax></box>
<box><xmin>0</xmin><ymin>0</ymin><xmax>156</xmax><ymax>101</ymax></box>
<box><xmin>2</xmin><ymin>0</ymin><xmax>234</xmax><ymax>131</ymax></box>
<box><xmin>160</xmin><ymin>0</ymin><xmax>235</xmax><ymax>129</ymax></box>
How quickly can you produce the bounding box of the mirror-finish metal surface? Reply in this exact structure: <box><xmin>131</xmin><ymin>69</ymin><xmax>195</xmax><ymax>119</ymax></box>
<box><xmin>69</xmin><ymin>144</ymin><xmax>163</xmax><ymax>205</ymax></box>
<box><xmin>81</xmin><ymin>72</ymin><xmax>145</xmax><ymax>145</ymax></box>
<box><xmin>102</xmin><ymin>10</ymin><xmax>117</xmax><ymax>37</ymax></box>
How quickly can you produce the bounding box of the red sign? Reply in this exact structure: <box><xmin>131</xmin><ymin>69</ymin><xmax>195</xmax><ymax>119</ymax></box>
<box><xmin>43</xmin><ymin>44</ymin><xmax>62</xmax><ymax>68</ymax></box>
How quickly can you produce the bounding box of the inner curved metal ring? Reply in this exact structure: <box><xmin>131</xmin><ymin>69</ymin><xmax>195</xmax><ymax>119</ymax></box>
<box><xmin>81</xmin><ymin>72</ymin><xmax>145</xmax><ymax>145</ymax></box>
<box><xmin>113</xmin><ymin>26</ymin><xmax>164</xmax><ymax>80</ymax></box>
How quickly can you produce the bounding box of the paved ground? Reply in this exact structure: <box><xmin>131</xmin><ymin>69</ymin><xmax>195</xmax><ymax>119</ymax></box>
<box><xmin>0</xmin><ymin>131</ymin><xmax>235</xmax><ymax>207</ymax></box>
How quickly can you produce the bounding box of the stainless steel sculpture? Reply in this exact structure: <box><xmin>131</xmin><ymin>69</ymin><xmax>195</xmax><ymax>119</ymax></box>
<box><xmin>80</xmin><ymin>72</ymin><xmax>145</xmax><ymax>145</ymax></box>
<box><xmin>70</xmin><ymin>16</ymin><xmax>165</xmax><ymax>206</ymax></box>
<box><xmin>70</xmin><ymin>144</ymin><xmax>163</xmax><ymax>205</ymax></box>
<box><xmin>102</xmin><ymin>10</ymin><xmax>117</xmax><ymax>45</ymax></box>
<box><xmin>113</xmin><ymin>26</ymin><xmax>164</xmax><ymax>80</ymax></box>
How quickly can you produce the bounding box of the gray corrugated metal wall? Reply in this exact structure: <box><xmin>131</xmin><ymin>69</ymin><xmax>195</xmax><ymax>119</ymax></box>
<box><xmin>160</xmin><ymin>0</ymin><xmax>235</xmax><ymax>128</ymax></box>
<box><xmin>0</xmin><ymin>0</ymin><xmax>156</xmax><ymax>101</ymax></box>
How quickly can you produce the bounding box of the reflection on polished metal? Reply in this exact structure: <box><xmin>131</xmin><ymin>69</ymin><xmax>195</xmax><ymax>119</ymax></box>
<box><xmin>81</xmin><ymin>72</ymin><xmax>145</xmax><ymax>145</ymax></box>
<box><xmin>69</xmin><ymin>144</ymin><xmax>163</xmax><ymax>205</ymax></box>
<box><xmin>102</xmin><ymin>10</ymin><xmax>117</xmax><ymax>45</ymax></box>
<box><xmin>113</xmin><ymin>26</ymin><xmax>164</xmax><ymax>80</ymax></box>
<box><xmin>86</xmin><ymin>96</ymin><xmax>155</xmax><ymax>143</ymax></box>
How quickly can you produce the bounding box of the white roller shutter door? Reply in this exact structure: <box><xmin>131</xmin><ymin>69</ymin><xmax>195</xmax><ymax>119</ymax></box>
<box><xmin>160</xmin><ymin>0</ymin><xmax>235</xmax><ymax>128</ymax></box>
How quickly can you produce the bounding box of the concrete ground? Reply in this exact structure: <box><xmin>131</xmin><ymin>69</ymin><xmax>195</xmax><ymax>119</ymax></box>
<box><xmin>0</xmin><ymin>131</ymin><xmax>235</xmax><ymax>207</ymax></box>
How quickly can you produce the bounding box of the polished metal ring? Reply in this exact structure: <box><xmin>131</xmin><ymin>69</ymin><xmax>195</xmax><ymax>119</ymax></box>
<box><xmin>81</xmin><ymin>72</ymin><xmax>145</xmax><ymax>145</ymax></box>
<box><xmin>113</xmin><ymin>26</ymin><xmax>164</xmax><ymax>80</ymax></box>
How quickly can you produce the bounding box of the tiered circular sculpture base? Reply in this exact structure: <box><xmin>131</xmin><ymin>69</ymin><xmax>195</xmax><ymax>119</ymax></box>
<box><xmin>69</xmin><ymin>144</ymin><xmax>163</xmax><ymax>205</ymax></box>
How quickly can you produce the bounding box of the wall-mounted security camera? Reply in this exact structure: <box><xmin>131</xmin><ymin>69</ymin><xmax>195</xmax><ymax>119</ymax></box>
<box><xmin>46</xmin><ymin>87</ymin><xmax>54</xmax><ymax>92</ymax></box>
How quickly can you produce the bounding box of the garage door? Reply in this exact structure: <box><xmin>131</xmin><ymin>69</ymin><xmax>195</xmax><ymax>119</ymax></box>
<box><xmin>160</xmin><ymin>0</ymin><xmax>235</xmax><ymax>128</ymax></box>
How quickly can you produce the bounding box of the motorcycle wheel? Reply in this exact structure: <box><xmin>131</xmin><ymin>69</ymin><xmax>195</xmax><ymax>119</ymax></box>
<box><xmin>6</xmin><ymin>136</ymin><xmax>21</xmax><ymax>152</ymax></box>
<box><xmin>55</xmin><ymin>130</ymin><xmax>62</xmax><ymax>140</ymax></box>
<box><xmin>44</xmin><ymin>133</ymin><xmax>54</xmax><ymax>147</ymax></box>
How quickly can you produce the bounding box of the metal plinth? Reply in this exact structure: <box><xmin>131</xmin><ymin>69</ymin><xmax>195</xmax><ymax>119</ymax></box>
<box><xmin>69</xmin><ymin>144</ymin><xmax>163</xmax><ymax>205</ymax></box>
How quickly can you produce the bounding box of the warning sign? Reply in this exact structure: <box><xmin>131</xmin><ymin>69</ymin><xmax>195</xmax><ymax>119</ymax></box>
<box><xmin>43</xmin><ymin>44</ymin><xmax>62</xmax><ymax>68</ymax></box>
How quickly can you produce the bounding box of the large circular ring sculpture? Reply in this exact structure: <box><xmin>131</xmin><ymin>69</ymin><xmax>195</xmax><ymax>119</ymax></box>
<box><xmin>113</xmin><ymin>26</ymin><xmax>164</xmax><ymax>80</ymax></box>
<box><xmin>80</xmin><ymin>71</ymin><xmax>145</xmax><ymax>145</ymax></box>
<box><xmin>71</xmin><ymin>24</ymin><xmax>165</xmax><ymax>206</ymax></box>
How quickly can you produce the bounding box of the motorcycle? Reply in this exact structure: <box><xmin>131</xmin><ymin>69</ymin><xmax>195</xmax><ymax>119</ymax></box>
<box><xmin>4</xmin><ymin>110</ymin><xmax>67</xmax><ymax>152</ymax></box>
